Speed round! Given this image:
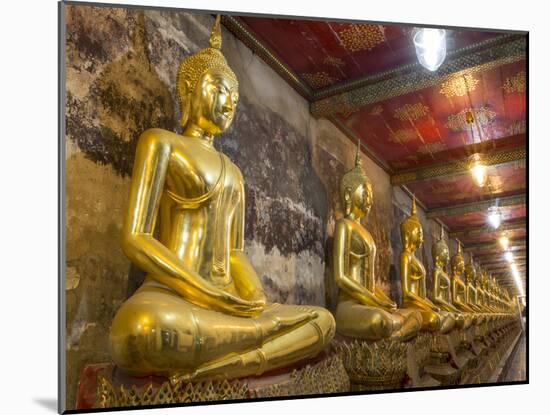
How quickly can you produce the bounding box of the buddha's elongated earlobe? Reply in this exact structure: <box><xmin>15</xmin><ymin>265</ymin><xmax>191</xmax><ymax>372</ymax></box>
<box><xmin>344</xmin><ymin>188</ymin><xmax>352</xmax><ymax>217</ymax></box>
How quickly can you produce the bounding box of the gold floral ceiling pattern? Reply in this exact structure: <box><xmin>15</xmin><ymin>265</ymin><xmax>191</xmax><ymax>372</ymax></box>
<box><xmin>393</xmin><ymin>103</ymin><xmax>430</xmax><ymax>122</ymax></box>
<box><xmin>323</xmin><ymin>55</ymin><xmax>346</xmax><ymax>68</ymax></box>
<box><xmin>445</xmin><ymin>107</ymin><xmax>497</xmax><ymax>132</ymax></box>
<box><xmin>369</xmin><ymin>105</ymin><xmax>384</xmax><ymax>116</ymax></box>
<box><xmin>338</xmin><ymin>24</ymin><xmax>386</xmax><ymax>53</ymax></box>
<box><xmin>389</xmin><ymin>128</ymin><xmax>418</xmax><ymax>143</ymax></box>
<box><xmin>439</xmin><ymin>73</ymin><xmax>480</xmax><ymax>98</ymax></box>
<box><xmin>302</xmin><ymin>71</ymin><xmax>340</xmax><ymax>88</ymax></box>
<box><xmin>416</xmin><ymin>142</ymin><xmax>447</xmax><ymax>154</ymax></box>
<box><xmin>502</xmin><ymin>70</ymin><xmax>526</xmax><ymax>94</ymax></box>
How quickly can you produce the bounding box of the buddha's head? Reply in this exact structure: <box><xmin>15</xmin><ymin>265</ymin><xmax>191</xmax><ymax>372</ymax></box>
<box><xmin>475</xmin><ymin>268</ymin><xmax>484</xmax><ymax>288</ymax></box>
<box><xmin>340</xmin><ymin>141</ymin><xmax>373</xmax><ymax>220</ymax></box>
<box><xmin>176</xmin><ymin>15</ymin><xmax>239</xmax><ymax>137</ymax></box>
<box><xmin>400</xmin><ymin>195</ymin><xmax>423</xmax><ymax>251</ymax></box>
<box><xmin>450</xmin><ymin>241</ymin><xmax>465</xmax><ymax>276</ymax></box>
<box><xmin>464</xmin><ymin>254</ymin><xmax>476</xmax><ymax>284</ymax></box>
<box><xmin>432</xmin><ymin>228</ymin><xmax>449</xmax><ymax>268</ymax></box>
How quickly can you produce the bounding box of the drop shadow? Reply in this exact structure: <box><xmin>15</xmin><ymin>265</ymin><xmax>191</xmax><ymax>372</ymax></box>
<box><xmin>34</xmin><ymin>398</ymin><xmax>57</xmax><ymax>413</ymax></box>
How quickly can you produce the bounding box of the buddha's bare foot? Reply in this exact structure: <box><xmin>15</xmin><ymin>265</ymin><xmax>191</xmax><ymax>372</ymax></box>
<box><xmin>169</xmin><ymin>369</ymin><xmax>197</xmax><ymax>385</ymax></box>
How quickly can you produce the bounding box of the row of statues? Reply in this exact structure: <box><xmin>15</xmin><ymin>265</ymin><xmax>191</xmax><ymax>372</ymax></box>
<box><xmin>109</xmin><ymin>16</ymin><xmax>517</xmax><ymax>384</ymax></box>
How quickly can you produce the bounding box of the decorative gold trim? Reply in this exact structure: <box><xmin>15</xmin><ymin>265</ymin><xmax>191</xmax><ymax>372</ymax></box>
<box><xmin>450</xmin><ymin>220</ymin><xmax>526</xmax><ymax>238</ymax></box>
<box><xmin>311</xmin><ymin>36</ymin><xmax>526</xmax><ymax>118</ymax></box>
<box><xmin>391</xmin><ymin>147</ymin><xmax>526</xmax><ymax>185</ymax></box>
<box><xmin>221</xmin><ymin>16</ymin><xmax>313</xmax><ymax>98</ymax></box>
<box><xmin>426</xmin><ymin>194</ymin><xmax>526</xmax><ymax>219</ymax></box>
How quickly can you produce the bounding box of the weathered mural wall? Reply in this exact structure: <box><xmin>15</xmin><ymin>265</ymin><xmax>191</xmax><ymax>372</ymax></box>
<box><xmin>63</xmin><ymin>4</ymin><xmax>443</xmax><ymax>409</ymax></box>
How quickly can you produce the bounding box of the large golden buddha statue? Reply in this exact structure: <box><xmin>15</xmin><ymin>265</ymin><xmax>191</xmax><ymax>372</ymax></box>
<box><xmin>431</xmin><ymin>229</ymin><xmax>462</xmax><ymax>330</ymax></box>
<box><xmin>449</xmin><ymin>242</ymin><xmax>475</xmax><ymax>327</ymax></box>
<box><xmin>109</xmin><ymin>16</ymin><xmax>335</xmax><ymax>381</ymax></box>
<box><xmin>333</xmin><ymin>143</ymin><xmax>422</xmax><ymax>341</ymax></box>
<box><xmin>400</xmin><ymin>196</ymin><xmax>453</xmax><ymax>333</ymax></box>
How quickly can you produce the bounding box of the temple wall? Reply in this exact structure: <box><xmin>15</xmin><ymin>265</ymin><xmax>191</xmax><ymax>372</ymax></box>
<box><xmin>64</xmin><ymin>4</ymin><xmax>445</xmax><ymax>409</ymax></box>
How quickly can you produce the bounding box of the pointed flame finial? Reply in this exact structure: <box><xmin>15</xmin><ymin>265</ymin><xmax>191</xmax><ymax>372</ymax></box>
<box><xmin>411</xmin><ymin>194</ymin><xmax>417</xmax><ymax>216</ymax></box>
<box><xmin>355</xmin><ymin>139</ymin><xmax>362</xmax><ymax>168</ymax></box>
<box><xmin>457</xmin><ymin>239</ymin><xmax>462</xmax><ymax>254</ymax></box>
<box><xmin>209</xmin><ymin>15</ymin><xmax>222</xmax><ymax>49</ymax></box>
<box><xmin>440</xmin><ymin>225</ymin><xmax>445</xmax><ymax>240</ymax></box>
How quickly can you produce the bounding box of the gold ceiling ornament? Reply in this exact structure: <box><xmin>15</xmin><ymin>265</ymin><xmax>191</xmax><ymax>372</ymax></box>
<box><xmin>323</xmin><ymin>55</ymin><xmax>346</xmax><ymax>68</ymax></box>
<box><xmin>369</xmin><ymin>105</ymin><xmax>384</xmax><ymax>116</ymax></box>
<box><xmin>506</xmin><ymin>120</ymin><xmax>526</xmax><ymax>136</ymax></box>
<box><xmin>445</xmin><ymin>107</ymin><xmax>497</xmax><ymax>132</ymax></box>
<box><xmin>502</xmin><ymin>70</ymin><xmax>526</xmax><ymax>94</ymax></box>
<box><xmin>338</xmin><ymin>24</ymin><xmax>386</xmax><ymax>53</ymax></box>
<box><xmin>439</xmin><ymin>73</ymin><xmax>480</xmax><ymax>98</ymax></box>
<box><xmin>393</xmin><ymin>102</ymin><xmax>430</xmax><ymax>122</ymax></box>
<box><xmin>389</xmin><ymin>128</ymin><xmax>418</xmax><ymax>143</ymax></box>
<box><xmin>302</xmin><ymin>71</ymin><xmax>340</xmax><ymax>88</ymax></box>
<box><xmin>416</xmin><ymin>141</ymin><xmax>447</xmax><ymax>154</ymax></box>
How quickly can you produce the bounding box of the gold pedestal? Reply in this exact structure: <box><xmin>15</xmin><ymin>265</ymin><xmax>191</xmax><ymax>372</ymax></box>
<box><xmin>334</xmin><ymin>337</ymin><xmax>408</xmax><ymax>391</ymax></box>
<box><xmin>91</xmin><ymin>353</ymin><xmax>350</xmax><ymax>409</ymax></box>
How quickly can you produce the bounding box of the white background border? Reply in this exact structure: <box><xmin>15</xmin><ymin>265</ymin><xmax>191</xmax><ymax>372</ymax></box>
<box><xmin>0</xmin><ymin>0</ymin><xmax>543</xmax><ymax>414</ymax></box>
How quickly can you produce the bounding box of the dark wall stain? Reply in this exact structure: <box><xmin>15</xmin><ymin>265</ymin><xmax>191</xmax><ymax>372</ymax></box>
<box><xmin>217</xmin><ymin>96</ymin><xmax>328</xmax><ymax>258</ymax></box>
<box><xmin>66</xmin><ymin>10</ymin><xmax>176</xmax><ymax>177</ymax></box>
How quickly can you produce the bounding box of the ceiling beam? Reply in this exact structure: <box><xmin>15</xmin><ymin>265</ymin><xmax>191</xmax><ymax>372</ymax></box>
<box><xmin>426</xmin><ymin>193</ymin><xmax>525</xmax><ymax>219</ymax></box>
<box><xmin>450</xmin><ymin>219</ymin><xmax>526</xmax><ymax>239</ymax></box>
<box><xmin>391</xmin><ymin>146</ymin><xmax>525</xmax><ymax>185</ymax></box>
<box><xmin>484</xmin><ymin>262</ymin><xmax>526</xmax><ymax>271</ymax></box>
<box><xmin>310</xmin><ymin>35</ymin><xmax>526</xmax><ymax>118</ymax></box>
<box><xmin>463</xmin><ymin>238</ymin><xmax>526</xmax><ymax>252</ymax></box>
<box><xmin>473</xmin><ymin>250</ymin><xmax>526</xmax><ymax>261</ymax></box>
<box><xmin>477</xmin><ymin>256</ymin><xmax>527</xmax><ymax>266</ymax></box>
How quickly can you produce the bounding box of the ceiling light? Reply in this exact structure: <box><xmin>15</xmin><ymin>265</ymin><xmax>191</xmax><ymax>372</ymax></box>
<box><xmin>469</xmin><ymin>153</ymin><xmax>488</xmax><ymax>187</ymax></box>
<box><xmin>487</xmin><ymin>206</ymin><xmax>502</xmax><ymax>229</ymax></box>
<box><xmin>413</xmin><ymin>28</ymin><xmax>447</xmax><ymax>71</ymax></box>
<box><xmin>504</xmin><ymin>251</ymin><xmax>514</xmax><ymax>263</ymax></box>
<box><xmin>499</xmin><ymin>234</ymin><xmax>510</xmax><ymax>250</ymax></box>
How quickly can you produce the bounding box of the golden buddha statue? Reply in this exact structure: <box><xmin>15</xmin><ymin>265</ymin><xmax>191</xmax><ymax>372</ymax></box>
<box><xmin>333</xmin><ymin>142</ymin><xmax>422</xmax><ymax>341</ymax></box>
<box><xmin>463</xmin><ymin>256</ymin><xmax>485</xmax><ymax>317</ymax></box>
<box><xmin>109</xmin><ymin>16</ymin><xmax>335</xmax><ymax>381</ymax></box>
<box><xmin>431</xmin><ymin>228</ymin><xmax>462</xmax><ymax>330</ymax></box>
<box><xmin>400</xmin><ymin>196</ymin><xmax>453</xmax><ymax>333</ymax></box>
<box><xmin>449</xmin><ymin>242</ymin><xmax>475</xmax><ymax>328</ymax></box>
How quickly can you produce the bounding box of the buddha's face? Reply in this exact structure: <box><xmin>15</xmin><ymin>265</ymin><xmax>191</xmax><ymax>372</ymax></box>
<box><xmin>190</xmin><ymin>69</ymin><xmax>239</xmax><ymax>136</ymax></box>
<box><xmin>464</xmin><ymin>265</ymin><xmax>475</xmax><ymax>282</ymax></box>
<box><xmin>452</xmin><ymin>256</ymin><xmax>465</xmax><ymax>275</ymax></box>
<box><xmin>435</xmin><ymin>246</ymin><xmax>449</xmax><ymax>267</ymax></box>
<box><xmin>403</xmin><ymin>221</ymin><xmax>423</xmax><ymax>251</ymax></box>
<box><xmin>348</xmin><ymin>180</ymin><xmax>373</xmax><ymax>218</ymax></box>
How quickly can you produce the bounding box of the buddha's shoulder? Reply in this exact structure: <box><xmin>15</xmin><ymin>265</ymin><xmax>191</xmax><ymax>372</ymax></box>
<box><xmin>137</xmin><ymin>128</ymin><xmax>181</xmax><ymax>147</ymax></box>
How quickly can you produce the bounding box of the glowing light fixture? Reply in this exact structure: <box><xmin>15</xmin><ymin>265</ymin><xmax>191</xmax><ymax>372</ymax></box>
<box><xmin>504</xmin><ymin>250</ymin><xmax>514</xmax><ymax>263</ymax></box>
<box><xmin>413</xmin><ymin>28</ymin><xmax>447</xmax><ymax>71</ymax></box>
<box><xmin>499</xmin><ymin>234</ymin><xmax>510</xmax><ymax>250</ymax></box>
<box><xmin>469</xmin><ymin>153</ymin><xmax>488</xmax><ymax>187</ymax></box>
<box><xmin>487</xmin><ymin>206</ymin><xmax>502</xmax><ymax>229</ymax></box>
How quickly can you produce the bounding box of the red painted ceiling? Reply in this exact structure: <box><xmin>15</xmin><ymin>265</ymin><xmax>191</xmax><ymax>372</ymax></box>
<box><xmin>240</xmin><ymin>17</ymin><xmax>501</xmax><ymax>89</ymax></box>
<box><xmin>234</xmin><ymin>15</ymin><xmax>527</xmax><ymax>286</ymax></box>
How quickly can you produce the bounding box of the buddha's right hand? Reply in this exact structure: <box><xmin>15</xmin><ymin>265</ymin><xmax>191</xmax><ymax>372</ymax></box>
<box><xmin>219</xmin><ymin>292</ymin><xmax>266</xmax><ymax>317</ymax></box>
<box><xmin>262</xmin><ymin>309</ymin><xmax>318</xmax><ymax>336</ymax></box>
